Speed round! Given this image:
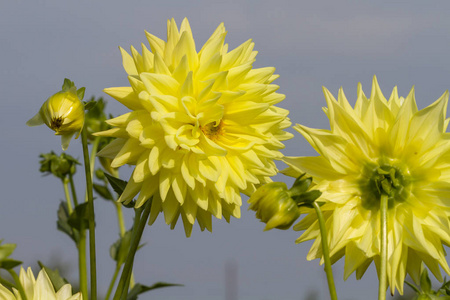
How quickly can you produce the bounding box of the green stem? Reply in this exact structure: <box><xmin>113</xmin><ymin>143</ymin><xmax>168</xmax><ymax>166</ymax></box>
<box><xmin>62</xmin><ymin>178</ymin><xmax>73</xmax><ymax>214</ymax></box>
<box><xmin>113</xmin><ymin>199</ymin><xmax>152</xmax><ymax>300</ymax></box>
<box><xmin>81</xmin><ymin>127</ymin><xmax>97</xmax><ymax>300</ymax></box>
<box><xmin>105</xmin><ymin>264</ymin><xmax>122</xmax><ymax>300</ymax></box>
<box><xmin>69</xmin><ymin>173</ymin><xmax>78</xmax><ymax>207</ymax></box>
<box><xmin>8</xmin><ymin>270</ymin><xmax>27</xmax><ymax>300</ymax></box>
<box><xmin>378</xmin><ymin>194</ymin><xmax>388</xmax><ymax>300</ymax></box>
<box><xmin>312</xmin><ymin>202</ymin><xmax>338</xmax><ymax>300</ymax></box>
<box><xmin>115</xmin><ymin>202</ymin><xmax>126</xmax><ymax>237</ymax></box>
<box><xmin>78</xmin><ymin>225</ymin><xmax>88</xmax><ymax>300</ymax></box>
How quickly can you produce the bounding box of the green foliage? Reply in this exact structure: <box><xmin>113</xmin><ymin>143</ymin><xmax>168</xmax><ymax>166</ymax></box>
<box><xmin>0</xmin><ymin>240</ymin><xmax>22</xmax><ymax>270</ymax></box>
<box><xmin>61</xmin><ymin>78</ymin><xmax>85</xmax><ymax>100</ymax></box>
<box><xmin>110</xmin><ymin>230</ymin><xmax>133</xmax><ymax>266</ymax></box>
<box><xmin>93</xmin><ymin>183</ymin><xmax>114</xmax><ymax>201</ymax></box>
<box><xmin>39</xmin><ymin>151</ymin><xmax>79</xmax><ymax>180</ymax></box>
<box><xmin>57</xmin><ymin>202</ymin><xmax>79</xmax><ymax>243</ymax></box>
<box><xmin>38</xmin><ymin>261</ymin><xmax>70</xmax><ymax>292</ymax></box>
<box><xmin>288</xmin><ymin>174</ymin><xmax>322</xmax><ymax>208</ymax></box>
<box><xmin>104</xmin><ymin>173</ymin><xmax>135</xmax><ymax>208</ymax></box>
<box><xmin>406</xmin><ymin>269</ymin><xmax>450</xmax><ymax>299</ymax></box>
<box><xmin>126</xmin><ymin>282</ymin><xmax>183</xmax><ymax>300</ymax></box>
<box><xmin>68</xmin><ymin>203</ymin><xmax>90</xmax><ymax>231</ymax></box>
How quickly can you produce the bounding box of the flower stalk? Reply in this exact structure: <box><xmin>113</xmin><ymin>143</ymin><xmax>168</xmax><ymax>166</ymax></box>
<box><xmin>313</xmin><ymin>201</ymin><xmax>338</xmax><ymax>300</ymax></box>
<box><xmin>378</xmin><ymin>193</ymin><xmax>388</xmax><ymax>300</ymax></box>
<box><xmin>81</xmin><ymin>126</ymin><xmax>97</xmax><ymax>300</ymax></box>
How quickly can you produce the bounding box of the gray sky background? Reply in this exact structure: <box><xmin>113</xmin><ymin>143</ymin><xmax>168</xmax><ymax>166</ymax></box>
<box><xmin>2</xmin><ymin>1</ymin><xmax>450</xmax><ymax>299</ymax></box>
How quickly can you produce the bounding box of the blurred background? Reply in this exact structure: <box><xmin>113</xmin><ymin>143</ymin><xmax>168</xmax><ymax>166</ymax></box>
<box><xmin>1</xmin><ymin>0</ymin><xmax>450</xmax><ymax>299</ymax></box>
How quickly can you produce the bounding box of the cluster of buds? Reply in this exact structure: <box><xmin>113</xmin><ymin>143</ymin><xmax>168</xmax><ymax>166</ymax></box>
<box><xmin>27</xmin><ymin>79</ymin><xmax>85</xmax><ymax>150</ymax></box>
<box><xmin>248</xmin><ymin>174</ymin><xmax>321</xmax><ymax>231</ymax></box>
<box><xmin>39</xmin><ymin>151</ymin><xmax>80</xmax><ymax>180</ymax></box>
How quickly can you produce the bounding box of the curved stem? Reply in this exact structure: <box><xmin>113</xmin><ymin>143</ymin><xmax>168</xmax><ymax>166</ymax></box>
<box><xmin>312</xmin><ymin>202</ymin><xmax>338</xmax><ymax>300</ymax></box>
<box><xmin>0</xmin><ymin>277</ymin><xmax>15</xmax><ymax>289</ymax></box>
<box><xmin>378</xmin><ymin>194</ymin><xmax>388</xmax><ymax>300</ymax></box>
<box><xmin>113</xmin><ymin>199</ymin><xmax>152</xmax><ymax>300</ymax></box>
<box><xmin>81</xmin><ymin>127</ymin><xmax>97</xmax><ymax>300</ymax></box>
<box><xmin>62</xmin><ymin>178</ymin><xmax>73</xmax><ymax>214</ymax></box>
<box><xmin>8</xmin><ymin>270</ymin><xmax>27</xmax><ymax>300</ymax></box>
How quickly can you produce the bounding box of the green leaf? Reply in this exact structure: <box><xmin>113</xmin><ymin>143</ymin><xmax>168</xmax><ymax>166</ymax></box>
<box><xmin>77</xmin><ymin>87</ymin><xmax>86</xmax><ymax>101</ymax></box>
<box><xmin>68</xmin><ymin>202</ymin><xmax>90</xmax><ymax>230</ymax></box>
<box><xmin>104</xmin><ymin>173</ymin><xmax>128</xmax><ymax>197</ymax></box>
<box><xmin>110</xmin><ymin>230</ymin><xmax>133</xmax><ymax>266</ymax></box>
<box><xmin>0</xmin><ymin>258</ymin><xmax>22</xmax><ymax>270</ymax></box>
<box><xmin>38</xmin><ymin>261</ymin><xmax>69</xmax><ymax>292</ymax></box>
<box><xmin>57</xmin><ymin>202</ymin><xmax>79</xmax><ymax>243</ymax></box>
<box><xmin>126</xmin><ymin>282</ymin><xmax>183</xmax><ymax>300</ymax></box>
<box><xmin>93</xmin><ymin>183</ymin><xmax>114</xmax><ymax>201</ymax></box>
<box><xmin>84</xmin><ymin>100</ymin><xmax>97</xmax><ymax>111</ymax></box>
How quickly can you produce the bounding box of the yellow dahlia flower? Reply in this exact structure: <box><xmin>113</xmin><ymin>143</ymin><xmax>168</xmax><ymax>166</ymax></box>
<box><xmin>0</xmin><ymin>267</ymin><xmax>82</xmax><ymax>300</ymax></box>
<box><xmin>27</xmin><ymin>86</ymin><xmax>85</xmax><ymax>151</ymax></box>
<box><xmin>283</xmin><ymin>76</ymin><xmax>450</xmax><ymax>294</ymax></box>
<box><xmin>96</xmin><ymin>18</ymin><xmax>292</xmax><ymax>236</ymax></box>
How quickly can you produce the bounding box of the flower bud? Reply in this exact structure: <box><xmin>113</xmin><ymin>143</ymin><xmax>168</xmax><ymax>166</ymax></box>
<box><xmin>27</xmin><ymin>82</ymin><xmax>85</xmax><ymax>150</ymax></box>
<box><xmin>39</xmin><ymin>151</ymin><xmax>79</xmax><ymax>180</ymax></box>
<box><xmin>248</xmin><ymin>182</ymin><xmax>301</xmax><ymax>231</ymax></box>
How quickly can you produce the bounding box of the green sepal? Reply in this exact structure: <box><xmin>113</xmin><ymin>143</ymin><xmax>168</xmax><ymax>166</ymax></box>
<box><xmin>0</xmin><ymin>259</ymin><xmax>22</xmax><ymax>270</ymax></box>
<box><xmin>288</xmin><ymin>176</ymin><xmax>312</xmax><ymax>197</ymax></box>
<box><xmin>294</xmin><ymin>190</ymin><xmax>322</xmax><ymax>208</ymax></box>
<box><xmin>57</xmin><ymin>202</ymin><xmax>79</xmax><ymax>243</ymax></box>
<box><xmin>420</xmin><ymin>269</ymin><xmax>432</xmax><ymax>294</ymax></box>
<box><xmin>110</xmin><ymin>230</ymin><xmax>133</xmax><ymax>266</ymax></box>
<box><xmin>68</xmin><ymin>202</ymin><xmax>90</xmax><ymax>231</ymax></box>
<box><xmin>84</xmin><ymin>99</ymin><xmax>97</xmax><ymax>111</ymax></box>
<box><xmin>62</xmin><ymin>78</ymin><xmax>75</xmax><ymax>91</ymax></box>
<box><xmin>126</xmin><ymin>282</ymin><xmax>183</xmax><ymax>300</ymax></box>
<box><xmin>0</xmin><ymin>241</ymin><xmax>16</xmax><ymax>261</ymax></box>
<box><xmin>38</xmin><ymin>261</ymin><xmax>69</xmax><ymax>292</ymax></box>
<box><xmin>77</xmin><ymin>87</ymin><xmax>86</xmax><ymax>101</ymax></box>
<box><xmin>93</xmin><ymin>183</ymin><xmax>114</xmax><ymax>201</ymax></box>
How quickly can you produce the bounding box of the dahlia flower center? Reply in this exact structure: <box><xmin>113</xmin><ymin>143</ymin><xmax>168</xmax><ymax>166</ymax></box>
<box><xmin>360</xmin><ymin>164</ymin><xmax>411</xmax><ymax>210</ymax></box>
<box><xmin>50</xmin><ymin>116</ymin><xmax>64</xmax><ymax>131</ymax></box>
<box><xmin>200</xmin><ymin>121</ymin><xmax>224</xmax><ymax>140</ymax></box>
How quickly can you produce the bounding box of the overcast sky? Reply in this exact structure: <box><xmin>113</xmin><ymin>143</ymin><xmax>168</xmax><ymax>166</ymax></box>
<box><xmin>2</xmin><ymin>1</ymin><xmax>450</xmax><ymax>299</ymax></box>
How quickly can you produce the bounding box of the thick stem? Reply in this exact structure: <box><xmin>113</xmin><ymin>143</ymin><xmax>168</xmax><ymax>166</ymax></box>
<box><xmin>78</xmin><ymin>224</ymin><xmax>88</xmax><ymax>300</ymax></box>
<box><xmin>312</xmin><ymin>202</ymin><xmax>338</xmax><ymax>300</ymax></box>
<box><xmin>378</xmin><ymin>194</ymin><xmax>388</xmax><ymax>300</ymax></box>
<box><xmin>8</xmin><ymin>270</ymin><xmax>27</xmax><ymax>300</ymax></box>
<box><xmin>62</xmin><ymin>178</ymin><xmax>73</xmax><ymax>214</ymax></box>
<box><xmin>113</xmin><ymin>199</ymin><xmax>152</xmax><ymax>300</ymax></box>
<box><xmin>81</xmin><ymin>127</ymin><xmax>97</xmax><ymax>300</ymax></box>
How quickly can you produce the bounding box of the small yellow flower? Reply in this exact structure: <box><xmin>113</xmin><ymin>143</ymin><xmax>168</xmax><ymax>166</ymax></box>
<box><xmin>96</xmin><ymin>18</ymin><xmax>292</xmax><ymax>236</ymax></box>
<box><xmin>0</xmin><ymin>267</ymin><xmax>82</xmax><ymax>300</ymax></box>
<box><xmin>283</xmin><ymin>76</ymin><xmax>450</xmax><ymax>294</ymax></box>
<box><xmin>27</xmin><ymin>81</ymin><xmax>85</xmax><ymax>151</ymax></box>
<box><xmin>248</xmin><ymin>182</ymin><xmax>300</xmax><ymax>231</ymax></box>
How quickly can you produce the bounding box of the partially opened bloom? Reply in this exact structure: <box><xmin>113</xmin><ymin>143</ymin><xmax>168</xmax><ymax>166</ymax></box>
<box><xmin>0</xmin><ymin>267</ymin><xmax>82</xmax><ymax>300</ymax></box>
<box><xmin>96</xmin><ymin>18</ymin><xmax>292</xmax><ymax>236</ymax></box>
<box><xmin>27</xmin><ymin>81</ymin><xmax>85</xmax><ymax>151</ymax></box>
<box><xmin>283</xmin><ymin>76</ymin><xmax>450</xmax><ymax>294</ymax></box>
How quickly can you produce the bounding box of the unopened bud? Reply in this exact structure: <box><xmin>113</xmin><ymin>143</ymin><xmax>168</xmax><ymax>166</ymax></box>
<box><xmin>248</xmin><ymin>182</ymin><xmax>300</xmax><ymax>231</ymax></box>
<box><xmin>27</xmin><ymin>80</ymin><xmax>85</xmax><ymax>150</ymax></box>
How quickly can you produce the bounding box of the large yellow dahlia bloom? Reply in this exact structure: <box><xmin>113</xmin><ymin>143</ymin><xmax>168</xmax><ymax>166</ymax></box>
<box><xmin>0</xmin><ymin>267</ymin><xmax>82</xmax><ymax>300</ymax></box>
<box><xmin>96</xmin><ymin>18</ymin><xmax>292</xmax><ymax>236</ymax></box>
<box><xmin>283</xmin><ymin>77</ymin><xmax>450</xmax><ymax>294</ymax></box>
